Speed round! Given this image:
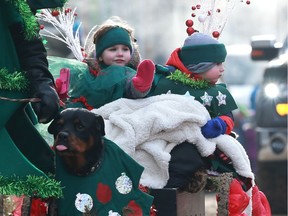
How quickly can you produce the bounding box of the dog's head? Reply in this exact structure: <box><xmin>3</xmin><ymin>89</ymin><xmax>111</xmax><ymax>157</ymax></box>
<box><xmin>48</xmin><ymin>108</ymin><xmax>105</xmax><ymax>175</ymax></box>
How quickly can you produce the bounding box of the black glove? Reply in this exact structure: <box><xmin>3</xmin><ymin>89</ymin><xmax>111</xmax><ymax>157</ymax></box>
<box><xmin>10</xmin><ymin>22</ymin><xmax>60</xmax><ymax>123</ymax></box>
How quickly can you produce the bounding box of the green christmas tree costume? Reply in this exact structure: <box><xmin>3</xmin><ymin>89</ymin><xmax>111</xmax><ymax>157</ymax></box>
<box><xmin>55</xmin><ymin>138</ymin><xmax>153</xmax><ymax>216</ymax></box>
<box><xmin>0</xmin><ymin>0</ymin><xmax>65</xmax><ymax>193</ymax></box>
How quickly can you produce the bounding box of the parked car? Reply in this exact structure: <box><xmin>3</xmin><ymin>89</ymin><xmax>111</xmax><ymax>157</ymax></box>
<box><xmin>251</xmin><ymin>35</ymin><xmax>288</xmax><ymax>215</ymax></box>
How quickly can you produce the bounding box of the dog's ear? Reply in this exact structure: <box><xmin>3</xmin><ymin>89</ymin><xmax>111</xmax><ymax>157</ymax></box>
<box><xmin>94</xmin><ymin>114</ymin><xmax>105</xmax><ymax>136</ymax></box>
<box><xmin>48</xmin><ymin>114</ymin><xmax>60</xmax><ymax>135</ymax></box>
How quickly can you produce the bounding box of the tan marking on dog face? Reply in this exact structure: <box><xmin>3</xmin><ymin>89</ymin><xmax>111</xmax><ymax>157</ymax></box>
<box><xmin>68</xmin><ymin>134</ymin><xmax>95</xmax><ymax>153</ymax></box>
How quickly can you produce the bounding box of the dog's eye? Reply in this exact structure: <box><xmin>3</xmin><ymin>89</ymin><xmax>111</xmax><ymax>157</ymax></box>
<box><xmin>56</xmin><ymin>123</ymin><xmax>63</xmax><ymax>132</ymax></box>
<box><xmin>75</xmin><ymin>123</ymin><xmax>85</xmax><ymax>131</ymax></box>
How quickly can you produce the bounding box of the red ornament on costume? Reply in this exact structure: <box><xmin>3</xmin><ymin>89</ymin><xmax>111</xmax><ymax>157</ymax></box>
<box><xmin>126</xmin><ymin>200</ymin><xmax>143</xmax><ymax>216</ymax></box>
<box><xmin>96</xmin><ymin>183</ymin><xmax>112</xmax><ymax>204</ymax></box>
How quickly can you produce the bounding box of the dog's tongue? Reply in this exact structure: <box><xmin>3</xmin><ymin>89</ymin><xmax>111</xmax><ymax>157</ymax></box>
<box><xmin>56</xmin><ymin>145</ymin><xmax>68</xmax><ymax>151</ymax></box>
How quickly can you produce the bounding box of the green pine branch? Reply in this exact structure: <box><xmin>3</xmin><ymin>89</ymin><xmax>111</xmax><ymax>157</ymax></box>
<box><xmin>0</xmin><ymin>69</ymin><xmax>29</xmax><ymax>91</ymax></box>
<box><xmin>167</xmin><ymin>69</ymin><xmax>211</xmax><ymax>89</ymax></box>
<box><xmin>0</xmin><ymin>175</ymin><xmax>63</xmax><ymax>198</ymax></box>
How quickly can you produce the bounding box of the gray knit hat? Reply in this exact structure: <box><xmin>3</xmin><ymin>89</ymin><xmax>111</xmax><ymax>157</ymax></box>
<box><xmin>179</xmin><ymin>32</ymin><xmax>227</xmax><ymax>73</ymax></box>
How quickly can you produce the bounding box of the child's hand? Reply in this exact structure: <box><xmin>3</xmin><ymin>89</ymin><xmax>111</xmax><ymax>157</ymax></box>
<box><xmin>132</xmin><ymin>59</ymin><xmax>155</xmax><ymax>92</ymax></box>
<box><xmin>201</xmin><ymin>117</ymin><xmax>227</xmax><ymax>138</ymax></box>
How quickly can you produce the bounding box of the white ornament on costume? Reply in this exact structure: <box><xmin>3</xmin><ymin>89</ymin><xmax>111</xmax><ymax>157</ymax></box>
<box><xmin>75</xmin><ymin>193</ymin><xmax>93</xmax><ymax>213</ymax></box>
<box><xmin>115</xmin><ymin>172</ymin><xmax>132</xmax><ymax>194</ymax></box>
<box><xmin>200</xmin><ymin>92</ymin><xmax>213</xmax><ymax>106</ymax></box>
<box><xmin>216</xmin><ymin>91</ymin><xmax>227</xmax><ymax>106</ymax></box>
<box><xmin>108</xmin><ymin>210</ymin><xmax>121</xmax><ymax>216</ymax></box>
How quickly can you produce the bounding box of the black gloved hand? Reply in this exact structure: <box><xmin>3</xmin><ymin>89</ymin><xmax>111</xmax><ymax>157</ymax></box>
<box><xmin>29</xmin><ymin>79</ymin><xmax>60</xmax><ymax>123</ymax></box>
<box><xmin>10</xmin><ymin>22</ymin><xmax>60</xmax><ymax>123</ymax></box>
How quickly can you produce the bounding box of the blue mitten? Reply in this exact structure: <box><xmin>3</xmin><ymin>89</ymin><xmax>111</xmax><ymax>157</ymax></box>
<box><xmin>201</xmin><ymin>117</ymin><xmax>227</xmax><ymax>138</ymax></box>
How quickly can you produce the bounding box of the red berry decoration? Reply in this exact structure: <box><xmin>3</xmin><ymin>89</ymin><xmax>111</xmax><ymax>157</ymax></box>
<box><xmin>191</xmin><ymin>6</ymin><xmax>196</xmax><ymax>10</ymax></box>
<box><xmin>185</xmin><ymin>19</ymin><xmax>194</xmax><ymax>27</ymax></box>
<box><xmin>212</xmin><ymin>31</ymin><xmax>220</xmax><ymax>38</ymax></box>
<box><xmin>186</xmin><ymin>27</ymin><xmax>195</xmax><ymax>36</ymax></box>
<box><xmin>246</xmin><ymin>0</ymin><xmax>250</xmax><ymax>5</ymax></box>
<box><xmin>39</xmin><ymin>25</ymin><xmax>44</xmax><ymax>30</ymax></box>
<box><xmin>51</xmin><ymin>10</ymin><xmax>59</xmax><ymax>16</ymax></box>
<box><xmin>191</xmin><ymin>13</ymin><xmax>196</xmax><ymax>17</ymax></box>
<box><xmin>216</xmin><ymin>8</ymin><xmax>221</xmax><ymax>13</ymax></box>
<box><xmin>196</xmin><ymin>4</ymin><xmax>201</xmax><ymax>9</ymax></box>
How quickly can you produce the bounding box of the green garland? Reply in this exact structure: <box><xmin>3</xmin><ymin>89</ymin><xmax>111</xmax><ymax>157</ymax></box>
<box><xmin>13</xmin><ymin>0</ymin><xmax>39</xmax><ymax>40</ymax></box>
<box><xmin>11</xmin><ymin>0</ymin><xmax>69</xmax><ymax>40</ymax></box>
<box><xmin>167</xmin><ymin>69</ymin><xmax>211</xmax><ymax>89</ymax></box>
<box><xmin>0</xmin><ymin>175</ymin><xmax>63</xmax><ymax>198</ymax></box>
<box><xmin>0</xmin><ymin>68</ymin><xmax>29</xmax><ymax>91</ymax></box>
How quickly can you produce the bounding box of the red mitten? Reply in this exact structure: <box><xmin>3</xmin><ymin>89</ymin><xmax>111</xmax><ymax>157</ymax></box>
<box><xmin>132</xmin><ymin>59</ymin><xmax>155</xmax><ymax>92</ymax></box>
<box><xmin>228</xmin><ymin>179</ymin><xmax>250</xmax><ymax>216</ymax></box>
<box><xmin>252</xmin><ymin>185</ymin><xmax>271</xmax><ymax>216</ymax></box>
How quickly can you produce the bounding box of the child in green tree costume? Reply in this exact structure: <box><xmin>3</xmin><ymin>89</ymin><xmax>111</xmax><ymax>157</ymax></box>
<box><xmin>60</xmin><ymin>16</ymin><xmax>155</xmax><ymax>109</ymax></box>
<box><xmin>148</xmin><ymin>32</ymin><xmax>241</xmax><ymax>190</ymax></box>
<box><xmin>0</xmin><ymin>0</ymin><xmax>65</xmax><ymax>213</ymax></box>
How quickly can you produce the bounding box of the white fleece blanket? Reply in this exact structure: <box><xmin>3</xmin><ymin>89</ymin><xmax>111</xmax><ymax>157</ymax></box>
<box><xmin>92</xmin><ymin>93</ymin><xmax>254</xmax><ymax>189</ymax></box>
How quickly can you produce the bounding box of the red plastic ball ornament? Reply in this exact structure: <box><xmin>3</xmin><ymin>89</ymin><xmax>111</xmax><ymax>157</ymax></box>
<box><xmin>51</xmin><ymin>10</ymin><xmax>60</xmax><ymax>16</ymax></box>
<box><xmin>186</xmin><ymin>27</ymin><xmax>195</xmax><ymax>36</ymax></box>
<box><xmin>246</xmin><ymin>0</ymin><xmax>251</xmax><ymax>5</ymax></box>
<box><xmin>185</xmin><ymin>19</ymin><xmax>194</xmax><ymax>27</ymax></box>
<box><xmin>212</xmin><ymin>31</ymin><xmax>220</xmax><ymax>38</ymax></box>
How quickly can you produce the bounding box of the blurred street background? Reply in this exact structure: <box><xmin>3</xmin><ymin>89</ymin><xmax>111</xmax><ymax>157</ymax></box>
<box><xmin>66</xmin><ymin>0</ymin><xmax>287</xmax><ymax>64</ymax></box>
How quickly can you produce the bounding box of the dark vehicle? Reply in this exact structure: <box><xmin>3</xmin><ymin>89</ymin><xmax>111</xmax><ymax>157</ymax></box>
<box><xmin>223</xmin><ymin>45</ymin><xmax>267</xmax><ymax>172</ymax></box>
<box><xmin>251</xmin><ymin>35</ymin><xmax>288</xmax><ymax>215</ymax></box>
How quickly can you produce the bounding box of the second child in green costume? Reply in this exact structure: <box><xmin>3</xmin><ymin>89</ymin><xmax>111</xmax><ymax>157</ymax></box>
<box><xmin>148</xmin><ymin>32</ymin><xmax>239</xmax><ymax>191</ymax></box>
<box><xmin>65</xmin><ymin>17</ymin><xmax>155</xmax><ymax>109</ymax></box>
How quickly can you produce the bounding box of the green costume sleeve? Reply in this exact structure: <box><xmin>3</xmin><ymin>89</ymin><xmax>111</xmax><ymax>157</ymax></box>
<box><xmin>48</xmin><ymin>56</ymin><xmax>139</xmax><ymax>109</ymax></box>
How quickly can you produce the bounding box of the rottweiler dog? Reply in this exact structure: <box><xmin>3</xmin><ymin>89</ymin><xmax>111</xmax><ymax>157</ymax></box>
<box><xmin>48</xmin><ymin>108</ymin><xmax>105</xmax><ymax>176</ymax></box>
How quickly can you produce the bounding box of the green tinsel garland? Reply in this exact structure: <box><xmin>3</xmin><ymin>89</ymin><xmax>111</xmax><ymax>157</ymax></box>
<box><xmin>0</xmin><ymin>68</ymin><xmax>29</xmax><ymax>91</ymax></box>
<box><xmin>11</xmin><ymin>0</ymin><xmax>68</xmax><ymax>40</ymax></box>
<box><xmin>0</xmin><ymin>175</ymin><xmax>63</xmax><ymax>198</ymax></box>
<box><xmin>13</xmin><ymin>0</ymin><xmax>39</xmax><ymax>40</ymax></box>
<box><xmin>167</xmin><ymin>69</ymin><xmax>211</xmax><ymax>89</ymax></box>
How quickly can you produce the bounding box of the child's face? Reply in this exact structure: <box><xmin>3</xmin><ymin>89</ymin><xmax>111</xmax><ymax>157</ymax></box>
<box><xmin>100</xmin><ymin>44</ymin><xmax>131</xmax><ymax>66</ymax></box>
<box><xmin>200</xmin><ymin>63</ymin><xmax>224</xmax><ymax>84</ymax></box>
